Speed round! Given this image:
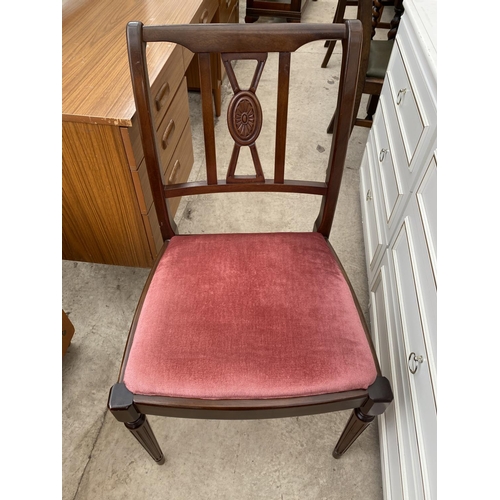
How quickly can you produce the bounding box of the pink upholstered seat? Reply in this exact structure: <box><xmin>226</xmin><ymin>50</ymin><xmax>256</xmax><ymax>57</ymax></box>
<box><xmin>123</xmin><ymin>232</ymin><xmax>377</xmax><ymax>400</ymax></box>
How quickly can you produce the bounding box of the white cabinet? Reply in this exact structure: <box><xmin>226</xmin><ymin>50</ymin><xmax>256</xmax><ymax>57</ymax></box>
<box><xmin>359</xmin><ymin>1</ymin><xmax>436</xmax><ymax>498</ymax></box>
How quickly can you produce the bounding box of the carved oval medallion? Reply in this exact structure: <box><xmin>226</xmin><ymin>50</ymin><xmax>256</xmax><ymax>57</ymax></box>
<box><xmin>227</xmin><ymin>91</ymin><xmax>263</xmax><ymax>146</ymax></box>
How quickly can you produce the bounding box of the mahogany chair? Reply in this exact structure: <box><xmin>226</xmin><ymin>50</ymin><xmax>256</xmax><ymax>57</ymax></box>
<box><xmin>108</xmin><ymin>20</ymin><xmax>393</xmax><ymax>466</ymax></box>
<box><xmin>323</xmin><ymin>0</ymin><xmax>404</xmax><ymax>133</ymax></box>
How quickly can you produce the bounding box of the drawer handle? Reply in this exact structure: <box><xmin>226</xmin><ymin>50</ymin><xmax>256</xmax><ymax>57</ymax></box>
<box><xmin>155</xmin><ymin>82</ymin><xmax>170</xmax><ymax>111</ymax></box>
<box><xmin>379</xmin><ymin>148</ymin><xmax>389</xmax><ymax>162</ymax></box>
<box><xmin>396</xmin><ymin>88</ymin><xmax>407</xmax><ymax>105</ymax></box>
<box><xmin>168</xmin><ymin>160</ymin><xmax>181</xmax><ymax>184</ymax></box>
<box><xmin>200</xmin><ymin>9</ymin><xmax>209</xmax><ymax>23</ymax></box>
<box><xmin>378</xmin><ymin>148</ymin><xmax>389</xmax><ymax>162</ymax></box>
<box><xmin>408</xmin><ymin>352</ymin><xmax>424</xmax><ymax>374</ymax></box>
<box><xmin>366</xmin><ymin>189</ymin><xmax>372</xmax><ymax>201</ymax></box>
<box><xmin>161</xmin><ymin>120</ymin><xmax>176</xmax><ymax>150</ymax></box>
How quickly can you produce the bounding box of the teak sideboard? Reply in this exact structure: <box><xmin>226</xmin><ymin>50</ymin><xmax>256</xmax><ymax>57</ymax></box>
<box><xmin>62</xmin><ymin>0</ymin><xmax>239</xmax><ymax>267</ymax></box>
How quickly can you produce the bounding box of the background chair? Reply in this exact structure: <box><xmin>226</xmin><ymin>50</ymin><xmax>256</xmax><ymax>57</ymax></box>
<box><xmin>245</xmin><ymin>0</ymin><xmax>318</xmax><ymax>24</ymax></box>
<box><xmin>323</xmin><ymin>0</ymin><xmax>404</xmax><ymax>132</ymax></box>
<box><xmin>108</xmin><ymin>20</ymin><xmax>393</xmax><ymax>466</ymax></box>
<box><xmin>322</xmin><ymin>0</ymin><xmax>397</xmax><ymax>63</ymax></box>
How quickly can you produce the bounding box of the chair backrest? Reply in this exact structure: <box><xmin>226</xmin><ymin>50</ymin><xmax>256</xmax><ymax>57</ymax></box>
<box><xmin>127</xmin><ymin>21</ymin><xmax>363</xmax><ymax>242</ymax></box>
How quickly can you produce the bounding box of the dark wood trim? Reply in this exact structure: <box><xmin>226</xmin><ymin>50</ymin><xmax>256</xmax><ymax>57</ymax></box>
<box><xmin>142</xmin><ymin>23</ymin><xmax>348</xmax><ymax>53</ymax></box>
<box><xmin>198</xmin><ymin>53</ymin><xmax>218</xmax><ymax>185</ymax></box>
<box><xmin>274</xmin><ymin>52</ymin><xmax>291</xmax><ymax>184</ymax></box>
<box><xmin>126</xmin><ymin>22</ymin><xmax>177</xmax><ymax>240</ymax></box>
<box><xmin>360</xmin><ymin>375</ymin><xmax>393</xmax><ymax>416</ymax></box>
<box><xmin>315</xmin><ymin>20</ymin><xmax>363</xmax><ymax>237</ymax></box>
<box><xmin>163</xmin><ymin>179</ymin><xmax>328</xmax><ymax>198</ymax></box>
<box><xmin>133</xmin><ymin>390</ymin><xmax>368</xmax><ymax>420</ymax></box>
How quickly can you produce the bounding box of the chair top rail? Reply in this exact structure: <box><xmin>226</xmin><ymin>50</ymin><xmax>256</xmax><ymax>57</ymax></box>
<box><xmin>140</xmin><ymin>23</ymin><xmax>348</xmax><ymax>53</ymax></box>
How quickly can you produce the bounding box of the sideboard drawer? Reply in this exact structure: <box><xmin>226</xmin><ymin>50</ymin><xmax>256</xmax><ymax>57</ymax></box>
<box><xmin>132</xmin><ymin>158</ymin><xmax>153</xmax><ymax>214</ymax></box>
<box><xmin>372</xmin><ymin>99</ymin><xmax>405</xmax><ymax>229</ymax></box>
<box><xmin>143</xmin><ymin>202</ymin><xmax>164</xmax><ymax>257</ymax></box>
<box><xmin>193</xmin><ymin>0</ymin><xmax>218</xmax><ymax>25</ymax></box>
<box><xmin>130</xmin><ymin>78</ymin><xmax>190</xmax><ymax>172</ymax></box>
<box><xmin>415</xmin><ymin>153</ymin><xmax>437</xmax><ymax>281</ymax></box>
<box><xmin>369</xmin><ymin>255</ymin><xmax>405</xmax><ymax>500</ymax></box>
<box><xmin>386</xmin><ymin>43</ymin><xmax>424</xmax><ymax>166</ymax></box>
<box><xmin>157</xmin><ymin>78</ymin><xmax>191</xmax><ymax>171</ymax></box>
<box><xmin>360</xmin><ymin>143</ymin><xmax>384</xmax><ymax>277</ymax></box>
<box><xmin>390</xmin><ymin>212</ymin><xmax>437</xmax><ymax>500</ymax></box>
<box><xmin>219</xmin><ymin>0</ymin><xmax>239</xmax><ymax>22</ymax></box>
<box><xmin>163</xmin><ymin>120</ymin><xmax>195</xmax><ymax>215</ymax></box>
<box><xmin>150</xmin><ymin>43</ymin><xmax>185</xmax><ymax>130</ymax></box>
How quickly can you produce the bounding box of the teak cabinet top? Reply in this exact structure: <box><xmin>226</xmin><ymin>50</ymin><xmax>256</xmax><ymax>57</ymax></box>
<box><xmin>62</xmin><ymin>0</ymin><xmax>205</xmax><ymax>126</ymax></box>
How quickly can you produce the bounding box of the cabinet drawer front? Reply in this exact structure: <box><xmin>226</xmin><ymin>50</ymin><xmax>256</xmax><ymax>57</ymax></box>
<box><xmin>390</xmin><ymin>215</ymin><xmax>437</xmax><ymax>500</ymax></box>
<box><xmin>219</xmin><ymin>0</ymin><xmax>239</xmax><ymax>22</ymax></box>
<box><xmin>130</xmin><ymin>78</ymin><xmax>189</xmax><ymax>167</ymax></box>
<box><xmin>369</xmin><ymin>257</ymin><xmax>406</xmax><ymax>500</ymax></box>
<box><xmin>360</xmin><ymin>143</ymin><xmax>384</xmax><ymax>276</ymax></box>
<box><xmin>150</xmin><ymin>44</ymin><xmax>185</xmax><ymax>130</ymax></box>
<box><xmin>163</xmin><ymin>120</ymin><xmax>195</xmax><ymax>214</ymax></box>
<box><xmin>373</xmin><ymin>99</ymin><xmax>405</xmax><ymax>228</ymax></box>
<box><xmin>184</xmin><ymin>0</ymin><xmax>219</xmax><ymax>72</ymax></box>
<box><xmin>227</xmin><ymin>0</ymin><xmax>240</xmax><ymax>23</ymax></box>
<box><xmin>157</xmin><ymin>78</ymin><xmax>190</xmax><ymax>171</ymax></box>
<box><xmin>386</xmin><ymin>43</ymin><xmax>424</xmax><ymax>165</ymax></box>
<box><xmin>132</xmin><ymin>158</ymin><xmax>153</xmax><ymax>215</ymax></box>
<box><xmin>416</xmin><ymin>154</ymin><xmax>437</xmax><ymax>282</ymax></box>
<box><xmin>142</xmin><ymin>202</ymin><xmax>164</xmax><ymax>258</ymax></box>
<box><xmin>193</xmin><ymin>0</ymin><xmax>218</xmax><ymax>25</ymax></box>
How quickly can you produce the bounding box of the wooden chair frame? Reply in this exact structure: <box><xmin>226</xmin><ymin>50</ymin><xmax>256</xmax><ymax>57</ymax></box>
<box><xmin>108</xmin><ymin>21</ymin><xmax>393</xmax><ymax>465</ymax></box>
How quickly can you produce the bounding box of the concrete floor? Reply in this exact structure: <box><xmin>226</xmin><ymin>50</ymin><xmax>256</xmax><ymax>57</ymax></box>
<box><xmin>62</xmin><ymin>1</ymin><xmax>383</xmax><ymax>499</ymax></box>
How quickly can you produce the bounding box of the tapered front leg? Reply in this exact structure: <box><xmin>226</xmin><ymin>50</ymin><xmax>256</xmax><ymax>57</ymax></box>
<box><xmin>333</xmin><ymin>408</ymin><xmax>374</xmax><ymax>458</ymax></box>
<box><xmin>108</xmin><ymin>383</ymin><xmax>165</xmax><ymax>465</ymax></box>
<box><xmin>333</xmin><ymin>376</ymin><xmax>393</xmax><ymax>459</ymax></box>
<box><xmin>125</xmin><ymin>414</ymin><xmax>165</xmax><ymax>464</ymax></box>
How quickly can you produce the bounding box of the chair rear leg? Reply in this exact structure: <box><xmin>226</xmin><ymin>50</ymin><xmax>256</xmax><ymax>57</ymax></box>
<box><xmin>321</xmin><ymin>41</ymin><xmax>337</xmax><ymax>68</ymax></box>
<box><xmin>108</xmin><ymin>383</ymin><xmax>165</xmax><ymax>465</ymax></box>
<box><xmin>333</xmin><ymin>376</ymin><xmax>393</xmax><ymax>458</ymax></box>
<box><xmin>365</xmin><ymin>94</ymin><xmax>380</xmax><ymax>122</ymax></box>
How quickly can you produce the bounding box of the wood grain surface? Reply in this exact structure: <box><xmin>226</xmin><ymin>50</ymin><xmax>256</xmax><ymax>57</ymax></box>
<box><xmin>62</xmin><ymin>0</ymin><xmax>204</xmax><ymax>125</ymax></box>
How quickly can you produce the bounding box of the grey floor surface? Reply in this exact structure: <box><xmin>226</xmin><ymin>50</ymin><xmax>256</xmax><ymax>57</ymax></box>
<box><xmin>62</xmin><ymin>1</ymin><xmax>383</xmax><ymax>499</ymax></box>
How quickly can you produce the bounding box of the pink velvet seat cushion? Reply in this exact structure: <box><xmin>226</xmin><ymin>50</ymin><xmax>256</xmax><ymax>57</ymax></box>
<box><xmin>123</xmin><ymin>232</ymin><xmax>377</xmax><ymax>400</ymax></box>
